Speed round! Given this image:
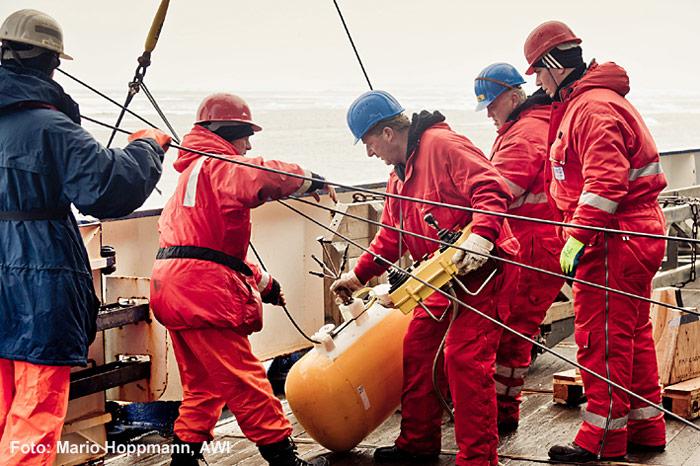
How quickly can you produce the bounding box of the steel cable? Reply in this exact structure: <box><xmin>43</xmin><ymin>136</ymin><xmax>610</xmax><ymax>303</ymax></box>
<box><xmin>276</xmin><ymin>198</ymin><xmax>700</xmax><ymax>433</ymax></box>
<box><xmin>78</xmin><ymin>114</ymin><xmax>700</xmax><ymax>317</ymax></box>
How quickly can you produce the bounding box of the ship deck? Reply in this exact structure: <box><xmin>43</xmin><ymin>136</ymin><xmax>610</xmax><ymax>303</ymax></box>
<box><xmin>105</xmin><ymin>336</ymin><xmax>700</xmax><ymax>466</ymax></box>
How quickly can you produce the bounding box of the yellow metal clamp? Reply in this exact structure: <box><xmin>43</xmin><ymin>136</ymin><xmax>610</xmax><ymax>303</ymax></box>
<box><xmin>389</xmin><ymin>224</ymin><xmax>473</xmax><ymax>315</ymax></box>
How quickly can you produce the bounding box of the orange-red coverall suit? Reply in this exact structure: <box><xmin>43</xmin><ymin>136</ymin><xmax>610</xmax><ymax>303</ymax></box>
<box><xmin>150</xmin><ymin>125</ymin><xmax>316</xmax><ymax>446</ymax></box>
<box><xmin>489</xmin><ymin>91</ymin><xmax>565</xmax><ymax>426</ymax></box>
<box><xmin>353</xmin><ymin>112</ymin><xmax>519</xmax><ymax>466</ymax></box>
<box><xmin>546</xmin><ymin>62</ymin><xmax>668</xmax><ymax>457</ymax></box>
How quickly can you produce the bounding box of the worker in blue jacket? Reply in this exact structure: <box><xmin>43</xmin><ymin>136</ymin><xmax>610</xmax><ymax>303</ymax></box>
<box><xmin>0</xmin><ymin>9</ymin><xmax>171</xmax><ymax>466</ymax></box>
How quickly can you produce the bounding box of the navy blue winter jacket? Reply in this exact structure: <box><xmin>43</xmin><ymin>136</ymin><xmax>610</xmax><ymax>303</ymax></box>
<box><xmin>0</xmin><ymin>65</ymin><xmax>164</xmax><ymax>365</ymax></box>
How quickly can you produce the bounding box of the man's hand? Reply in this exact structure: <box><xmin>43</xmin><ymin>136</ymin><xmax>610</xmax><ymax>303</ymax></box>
<box><xmin>128</xmin><ymin>128</ymin><xmax>172</xmax><ymax>151</ymax></box>
<box><xmin>560</xmin><ymin>236</ymin><xmax>585</xmax><ymax>276</ymax></box>
<box><xmin>309</xmin><ymin>183</ymin><xmax>338</xmax><ymax>203</ymax></box>
<box><xmin>451</xmin><ymin>233</ymin><xmax>494</xmax><ymax>275</ymax></box>
<box><xmin>308</xmin><ymin>172</ymin><xmax>338</xmax><ymax>203</ymax></box>
<box><xmin>262</xmin><ymin>277</ymin><xmax>286</xmax><ymax>306</ymax></box>
<box><xmin>330</xmin><ymin>271</ymin><xmax>363</xmax><ymax>300</ymax></box>
<box><xmin>326</xmin><ymin>184</ymin><xmax>338</xmax><ymax>203</ymax></box>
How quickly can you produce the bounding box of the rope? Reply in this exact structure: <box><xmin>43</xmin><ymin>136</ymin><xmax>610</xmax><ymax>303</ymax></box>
<box><xmin>140</xmin><ymin>81</ymin><xmax>180</xmax><ymax>144</ymax></box>
<box><xmin>331</xmin><ymin>0</ymin><xmax>373</xmax><ymax>90</ymax></box>
<box><xmin>60</xmin><ymin>82</ymin><xmax>700</xmax><ymax>246</ymax></box>
<box><xmin>248</xmin><ymin>242</ymin><xmax>320</xmax><ymax>344</ymax></box>
<box><xmin>289</xmin><ymin>195</ymin><xmax>700</xmax><ymax>318</ymax></box>
<box><xmin>276</xmin><ymin>198</ymin><xmax>700</xmax><ymax>433</ymax></box>
<box><xmin>57</xmin><ymin>68</ymin><xmax>161</xmax><ymax>129</ymax></box>
<box><xmin>75</xmin><ymin>114</ymin><xmax>700</xmax><ymax>317</ymax></box>
<box><xmin>72</xmin><ymin>108</ymin><xmax>699</xmax><ymax>432</ymax></box>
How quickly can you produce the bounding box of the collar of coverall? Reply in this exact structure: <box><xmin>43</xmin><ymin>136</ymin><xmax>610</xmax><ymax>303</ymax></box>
<box><xmin>394</xmin><ymin>110</ymin><xmax>446</xmax><ymax>181</ymax></box>
<box><xmin>506</xmin><ymin>88</ymin><xmax>552</xmax><ymax>124</ymax></box>
<box><xmin>553</xmin><ymin>62</ymin><xmax>587</xmax><ymax>102</ymax></box>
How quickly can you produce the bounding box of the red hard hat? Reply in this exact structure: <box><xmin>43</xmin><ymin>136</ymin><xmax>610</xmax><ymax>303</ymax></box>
<box><xmin>195</xmin><ymin>93</ymin><xmax>262</xmax><ymax>131</ymax></box>
<box><xmin>524</xmin><ymin>21</ymin><xmax>581</xmax><ymax>75</ymax></box>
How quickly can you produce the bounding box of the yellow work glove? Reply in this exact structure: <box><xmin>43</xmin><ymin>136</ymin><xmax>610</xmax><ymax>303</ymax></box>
<box><xmin>560</xmin><ymin>236</ymin><xmax>585</xmax><ymax>276</ymax></box>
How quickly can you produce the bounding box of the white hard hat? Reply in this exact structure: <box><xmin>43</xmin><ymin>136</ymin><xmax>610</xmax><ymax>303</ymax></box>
<box><xmin>0</xmin><ymin>9</ymin><xmax>72</xmax><ymax>60</ymax></box>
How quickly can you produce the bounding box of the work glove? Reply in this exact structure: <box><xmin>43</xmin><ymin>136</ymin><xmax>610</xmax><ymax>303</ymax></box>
<box><xmin>128</xmin><ymin>128</ymin><xmax>172</xmax><ymax>152</ymax></box>
<box><xmin>560</xmin><ymin>236</ymin><xmax>585</xmax><ymax>276</ymax></box>
<box><xmin>330</xmin><ymin>271</ymin><xmax>364</xmax><ymax>298</ymax></box>
<box><xmin>451</xmin><ymin>233</ymin><xmax>494</xmax><ymax>275</ymax></box>
<box><xmin>308</xmin><ymin>172</ymin><xmax>338</xmax><ymax>203</ymax></box>
<box><xmin>261</xmin><ymin>277</ymin><xmax>286</xmax><ymax>306</ymax></box>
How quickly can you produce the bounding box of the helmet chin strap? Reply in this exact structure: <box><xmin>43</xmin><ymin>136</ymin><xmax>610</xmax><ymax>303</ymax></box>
<box><xmin>547</xmin><ymin>68</ymin><xmax>563</xmax><ymax>99</ymax></box>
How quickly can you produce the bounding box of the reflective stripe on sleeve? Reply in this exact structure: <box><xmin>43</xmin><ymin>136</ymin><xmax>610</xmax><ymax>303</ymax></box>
<box><xmin>579</xmin><ymin>191</ymin><xmax>619</xmax><ymax>214</ymax></box>
<box><xmin>581</xmin><ymin>409</ymin><xmax>627</xmax><ymax>430</ymax></box>
<box><xmin>183</xmin><ymin>157</ymin><xmax>206</xmax><ymax>207</ymax></box>
<box><xmin>510</xmin><ymin>192</ymin><xmax>549</xmax><ymax>210</ymax></box>
<box><xmin>629</xmin><ymin>162</ymin><xmax>662</xmax><ymax>181</ymax></box>
<box><xmin>505</xmin><ymin>178</ymin><xmax>526</xmax><ymax>197</ymax></box>
<box><xmin>257</xmin><ymin>271</ymin><xmax>271</xmax><ymax>292</ymax></box>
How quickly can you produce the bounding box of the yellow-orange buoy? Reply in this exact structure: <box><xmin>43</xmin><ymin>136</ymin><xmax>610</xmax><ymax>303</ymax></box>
<box><xmin>285</xmin><ymin>289</ymin><xmax>411</xmax><ymax>451</ymax></box>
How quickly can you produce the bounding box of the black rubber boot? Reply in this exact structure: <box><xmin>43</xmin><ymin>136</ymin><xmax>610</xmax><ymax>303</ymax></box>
<box><xmin>628</xmin><ymin>441</ymin><xmax>666</xmax><ymax>453</ymax></box>
<box><xmin>548</xmin><ymin>443</ymin><xmax>625</xmax><ymax>463</ymax></box>
<box><xmin>258</xmin><ymin>437</ymin><xmax>329</xmax><ymax>466</ymax></box>
<box><xmin>373</xmin><ymin>445</ymin><xmax>439</xmax><ymax>463</ymax></box>
<box><xmin>170</xmin><ymin>434</ymin><xmax>207</xmax><ymax>466</ymax></box>
<box><xmin>497</xmin><ymin>419</ymin><xmax>519</xmax><ymax>435</ymax></box>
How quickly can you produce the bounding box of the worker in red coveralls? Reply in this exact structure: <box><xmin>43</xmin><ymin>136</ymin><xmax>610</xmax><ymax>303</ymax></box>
<box><xmin>523</xmin><ymin>21</ymin><xmax>668</xmax><ymax>462</ymax></box>
<box><xmin>150</xmin><ymin>93</ymin><xmax>334</xmax><ymax>466</ymax></box>
<box><xmin>332</xmin><ymin>89</ymin><xmax>519</xmax><ymax>466</ymax></box>
<box><xmin>473</xmin><ymin>62</ymin><xmax>565</xmax><ymax>434</ymax></box>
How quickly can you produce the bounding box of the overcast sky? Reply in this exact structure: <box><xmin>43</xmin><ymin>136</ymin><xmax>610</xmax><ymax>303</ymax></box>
<box><xmin>2</xmin><ymin>0</ymin><xmax>698</xmax><ymax>94</ymax></box>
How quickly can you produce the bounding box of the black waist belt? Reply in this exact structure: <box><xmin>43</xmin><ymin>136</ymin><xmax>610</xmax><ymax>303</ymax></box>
<box><xmin>0</xmin><ymin>209</ymin><xmax>69</xmax><ymax>221</ymax></box>
<box><xmin>156</xmin><ymin>246</ymin><xmax>253</xmax><ymax>276</ymax></box>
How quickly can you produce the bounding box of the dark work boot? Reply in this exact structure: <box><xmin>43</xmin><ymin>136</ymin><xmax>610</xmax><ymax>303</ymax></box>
<box><xmin>497</xmin><ymin>419</ymin><xmax>519</xmax><ymax>435</ymax></box>
<box><xmin>628</xmin><ymin>441</ymin><xmax>666</xmax><ymax>453</ymax></box>
<box><xmin>258</xmin><ymin>437</ymin><xmax>329</xmax><ymax>466</ymax></box>
<box><xmin>170</xmin><ymin>434</ymin><xmax>207</xmax><ymax>465</ymax></box>
<box><xmin>548</xmin><ymin>443</ymin><xmax>625</xmax><ymax>463</ymax></box>
<box><xmin>373</xmin><ymin>445</ymin><xmax>439</xmax><ymax>463</ymax></box>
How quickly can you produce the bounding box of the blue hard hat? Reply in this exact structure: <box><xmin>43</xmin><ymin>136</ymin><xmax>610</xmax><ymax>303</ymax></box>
<box><xmin>347</xmin><ymin>90</ymin><xmax>405</xmax><ymax>143</ymax></box>
<box><xmin>474</xmin><ymin>63</ymin><xmax>526</xmax><ymax>112</ymax></box>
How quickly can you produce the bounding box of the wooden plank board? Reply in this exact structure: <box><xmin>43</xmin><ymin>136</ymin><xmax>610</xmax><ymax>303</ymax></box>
<box><xmin>651</xmin><ymin>287</ymin><xmax>700</xmax><ymax>385</ymax></box>
<box><xmin>553</xmin><ymin>369</ymin><xmax>586</xmax><ymax>406</ymax></box>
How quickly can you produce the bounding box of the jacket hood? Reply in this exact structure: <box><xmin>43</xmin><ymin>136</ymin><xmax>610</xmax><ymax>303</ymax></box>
<box><xmin>0</xmin><ymin>65</ymin><xmax>80</xmax><ymax>123</ymax></box>
<box><xmin>175</xmin><ymin>125</ymin><xmax>239</xmax><ymax>173</ymax></box>
<box><xmin>567</xmin><ymin>61</ymin><xmax>630</xmax><ymax>100</ymax></box>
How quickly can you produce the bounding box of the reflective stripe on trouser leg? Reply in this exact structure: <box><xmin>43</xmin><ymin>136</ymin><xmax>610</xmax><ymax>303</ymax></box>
<box><xmin>629</xmin><ymin>406</ymin><xmax>663</xmax><ymax>420</ymax></box>
<box><xmin>0</xmin><ymin>360</ymin><xmax>70</xmax><ymax>466</ymax></box>
<box><xmin>495</xmin><ymin>364</ymin><xmax>529</xmax><ymax>379</ymax></box>
<box><xmin>627</xmin><ymin>319</ymin><xmax>666</xmax><ymax>447</ymax></box>
<box><xmin>495</xmin><ymin>379</ymin><xmax>524</xmax><ymax>398</ymax></box>
<box><xmin>395</xmin><ymin>306</ymin><xmax>450</xmax><ymax>454</ymax></box>
<box><xmin>582</xmin><ymin>408</ymin><xmax>628</xmax><ymax>431</ymax></box>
